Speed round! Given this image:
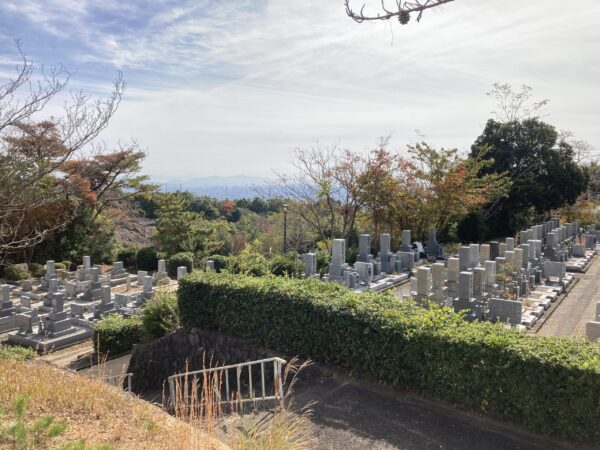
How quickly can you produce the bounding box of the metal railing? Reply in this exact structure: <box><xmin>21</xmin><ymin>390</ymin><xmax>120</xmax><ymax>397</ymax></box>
<box><xmin>102</xmin><ymin>373</ymin><xmax>133</xmax><ymax>392</ymax></box>
<box><xmin>167</xmin><ymin>357</ymin><xmax>286</xmax><ymax>408</ymax></box>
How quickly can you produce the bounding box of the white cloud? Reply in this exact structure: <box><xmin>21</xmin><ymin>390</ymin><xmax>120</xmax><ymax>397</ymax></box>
<box><xmin>1</xmin><ymin>0</ymin><xmax>599</xmax><ymax>177</ymax></box>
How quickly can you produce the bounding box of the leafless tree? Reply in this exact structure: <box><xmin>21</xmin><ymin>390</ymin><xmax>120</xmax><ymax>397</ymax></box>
<box><xmin>256</xmin><ymin>143</ymin><xmax>369</xmax><ymax>249</ymax></box>
<box><xmin>345</xmin><ymin>0</ymin><xmax>455</xmax><ymax>24</ymax></box>
<box><xmin>0</xmin><ymin>41</ymin><xmax>125</xmax><ymax>263</ymax></box>
<box><xmin>487</xmin><ymin>83</ymin><xmax>549</xmax><ymax>123</ymax></box>
<box><xmin>559</xmin><ymin>130</ymin><xmax>597</xmax><ymax>164</ymax></box>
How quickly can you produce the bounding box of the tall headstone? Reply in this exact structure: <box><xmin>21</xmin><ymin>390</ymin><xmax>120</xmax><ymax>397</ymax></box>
<box><xmin>427</xmin><ymin>227</ymin><xmax>440</xmax><ymax>258</ymax></box>
<box><xmin>459</xmin><ymin>247</ymin><xmax>470</xmax><ymax>271</ymax></box>
<box><xmin>472</xmin><ymin>267</ymin><xmax>486</xmax><ymax>299</ymax></box>
<box><xmin>0</xmin><ymin>285</ymin><xmax>15</xmax><ymax>318</ymax></box>
<box><xmin>379</xmin><ymin>234</ymin><xmax>393</xmax><ymax>273</ymax></box>
<box><xmin>458</xmin><ymin>271</ymin><xmax>474</xmax><ymax>301</ymax></box>
<box><xmin>83</xmin><ymin>256</ymin><xmax>91</xmax><ymax>271</ymax></box>
<box><xmin>469</xmin><ymin>244</ymin><xmax>480</xmax><ymax>268</ymax></box>
<box><xmin>431</xmin><ymin>263</ymin><xmax>447</xmax><ymax>302</ymax></box>
<box><xmin>357</xmin><ymin>234</ymin><xmax>371</xmax><ymax>263</ymax></box>
<box><xmin>401</xmin><ymin>230</ymin><xmax>412</xmax><ymax>252</ymax></box>
<box><xmin>302</xmin><ymin>253</ymin><xmax>317</xmax><ymax>278</ymax></box>
<box><xmin>505</xmin><ymin>238</ymin><xmax>515</xmax><ymax>252</ymax></box>
<box><xmin>416</xmin><ymin>267</ymin><xmax>433</xmax><ymax>302</ymax></box>
<box><xmin>489</xmin><ymin>242</ymin><xmax>500</xmax><ymax>261</ymax></box>
<box><xmin>480</xmin><ymin>244</ymin><xmax>491</xmax><ymax>264</ymax></box>
<box><xmin>484</xmin><ymin>260</ymin><xmax>497</xmax><ymax>288</ymax></box>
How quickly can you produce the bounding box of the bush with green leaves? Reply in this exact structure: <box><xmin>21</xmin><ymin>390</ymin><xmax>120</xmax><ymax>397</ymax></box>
<box><xmin>60</xmin><ymin>260</ymin><xmax>73</xmax><ymax>271</ymax></box>
<box><xmin>93</xmin><ymin>315</ymin><xmax>143</xmax><ymax>356</ymax></box>
<box><xmin>269</xmin><ymin>253</ymin><xmax>303</xmax><ymax>277</ymax></box>
<box><xmin>0</xmin><ymin>345</ymin><xmax>36</xmax><ymax>361</ymax></box>
<box><xmin>179</xmin><ymin>272</ymin><xmax>600</xmax><ymax>444</ymax></box>
<box><xmin>316</xmin><ymin>251</ymin><xmax>331</xmax><ymax>276</ymax></box>
<box><xmin>116</xmin><ymin>247</ymin><xmax>138</xmax><ymax>269</ymax></box>
<box><xmin>136</xmin><ymin>246</ymin><xmax>158</xmax><ymax>271</ymax></box>
<box><xmin>227</xmin><ymin>252</ymin><xmax>269</xmax><ymax>277</ymax></box>
<box><xmin>166</xmin><ymin>252</ymin><xmax>194</xmax><ymax>278</ymax></box>
<box><xmin>27</xmin><ymin>263</ymin><xmax>45</xmax><ymax>278</ymax></box>
<box><xmin>4</xmin><ymin>266</ymin><xmax>31</xmax><ymax>282</ymax></box>
<box><xmin>141</xmin><ymin>291</ymin><xmax>180</xmax><ymax>340</ymax></box>
<box><xmin>54</xmin><ymin>263</ymin><xmax>66</xmax><ymax>271</ymax></box>
<box><xmin>206</xmin><ymin>255</ymin><xmax>229</xmax><ymax>272</ymax></box>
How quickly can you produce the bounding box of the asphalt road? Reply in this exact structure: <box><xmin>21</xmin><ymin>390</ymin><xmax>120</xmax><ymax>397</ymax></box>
<box><xmin>290</xmin><ymin>371</ymin><xmax>579</xmax><ymax>450</ymax></box>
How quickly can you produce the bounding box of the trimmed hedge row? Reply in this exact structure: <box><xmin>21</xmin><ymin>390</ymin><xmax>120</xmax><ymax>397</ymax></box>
<box><xmin>178</xmin><ymin>272</ymin><xmax>600</xmax><ymax>443</ymax></box>
<box><xmin>93</xmin><ymin>315</ymin><xmax>144</xmax><ymax>356</ymax></box>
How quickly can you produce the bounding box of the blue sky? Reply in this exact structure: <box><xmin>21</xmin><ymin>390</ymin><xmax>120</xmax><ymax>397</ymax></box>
<box><xmin>0</xmin><ymin>0</ymin><xmax>599</xmax><ymax>179</ymax></box>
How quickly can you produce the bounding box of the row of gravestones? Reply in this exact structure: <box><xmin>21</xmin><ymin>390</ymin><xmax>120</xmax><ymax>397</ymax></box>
<box><xmin>298</xmin><ymin>228</ymin><xmax>445</xmax><ymax>289</ymax></box>
<box><xmin>4</xmin><ymin>256</ymin><xmax>189</xmax><ymax>351</ymax></box>
<box><xmin>411</xmin><ymin>218</ymin><xmax>596</xmax><ymax>327</ymax></box>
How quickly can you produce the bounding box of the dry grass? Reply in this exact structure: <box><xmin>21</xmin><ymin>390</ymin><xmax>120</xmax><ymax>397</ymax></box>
<box><xmin>0</xmin><ymin>355</ymin><xmax>316</xmax><ymax>449</ymax></box>
<box><xmin>169</xmin><ymin>356</ymin><xmax>317</xmax><ymax>450</ymax></box>
<box><xmin>0</xmin><ymin>359</ymin><xmax>227</xmax><ymax>449</ymax></box>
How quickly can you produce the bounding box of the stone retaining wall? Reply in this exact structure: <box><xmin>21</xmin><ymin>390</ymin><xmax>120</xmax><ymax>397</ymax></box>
<box><xmin>126</xmin><ymin>327</ymin><xmax>284</xmax><ymax>393</ymax></box>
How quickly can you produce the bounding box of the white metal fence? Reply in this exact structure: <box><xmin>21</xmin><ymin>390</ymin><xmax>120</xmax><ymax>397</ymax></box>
<box><xmin>167</xmin><ymin>357</ymin><xmax>286</xmax><ymax>408</ymax></box>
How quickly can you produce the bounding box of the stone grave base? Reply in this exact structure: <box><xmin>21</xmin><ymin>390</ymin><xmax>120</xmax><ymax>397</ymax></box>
<box><xmin>566</xmin><ymin>252</ymin><xmax>595</xmax><ymax>273</ymax></box>
<box><xmin>8</xmin><ymin>326</ymin><xmax>93</xmax><ymax>353</ymax></box>
<box><xmin>0</xmin><ymin>315</ymin><xmax>17</xmax><ymax>333</ymax></box>
<box><xmin>367</xmin><ymin>273</ymin><xmax>410</xmax><ymax>292</ymax></box>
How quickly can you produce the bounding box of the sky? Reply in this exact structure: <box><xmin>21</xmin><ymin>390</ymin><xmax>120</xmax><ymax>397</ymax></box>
<box><xmin>0</xmin><ymin>0</ymin><xmax>598</xmax><ymax>180</ymax></box>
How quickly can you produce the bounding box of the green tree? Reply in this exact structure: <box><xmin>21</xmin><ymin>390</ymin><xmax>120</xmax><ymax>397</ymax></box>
<box><xmin>153</xmin><ymin>193</ymin><xmax>228</xmax><ymax>258</ymax></box>
<box><xmin>472</xmin><ymin>118</ymin><xmax>589</xmax><ymax>236</ymax></box>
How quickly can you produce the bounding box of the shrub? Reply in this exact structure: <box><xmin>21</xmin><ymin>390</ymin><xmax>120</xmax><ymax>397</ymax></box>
<box><xmin>54</xmin><ymin>263</ymin><xmax>66</xmax><ymax>271</ymax></box>
<box><xmin>179</xmin><ymin>272</ymin><xmax>600</xmax><ymax>444</ymax></box>
<box><xmin>117</xmin><ymin>247</ymin><xmax>138</xmax><ymax>269</ymax></box>
<box><xmin>93</xmin><ymin>315</ymin><xmax>143</xmax><ymax>356</ymax></box>
<box><xmin>4</xmin><ymin>266</ymin><xmax>31</xmax><ymax>282</ymax></box>
<box><xmin>316</xmin><ymin>251</ymin><xmax>330</xmax><ymax>277</ymax></box>
<box><xmin>60</xmin><ymin>260</ymin><xmax>73</xmax><ymax>271</ymax></box>
<box><xmin>0</xmin><ymin>345</ymin><xmax>36</xmax><ymax>361</ymax></box>
<box><xmin>141</xmin><ymin>291</ymin><xmax>180</xmax><ymax>340</ymax></box>
<box><xmin>136</xmin><ymin>247</ymin><xmax>158</xmax><ymax>271</ymax></box>
<box><xmin>27</xmin><ymin>263</ymin><xmax>45</xmax><ymax>278</ymax></box>
<box><xmin>269</xmin><ymin>254</ymin><xmax>303</xmax><ymax>278</ymax></box>
<box><xmin>227</xmin><ymin>252</ymin><xmax>269</xmax><ymax>277</ymax></box>
<box><xmin>206</xmin><ymin>255</ymin><xmax>228</xmax><ymax>272</ymax></box>
<box><xmin>167</xmin><ymin>252</ymin><xmax>194</xmax><ymax>278</ymax></box>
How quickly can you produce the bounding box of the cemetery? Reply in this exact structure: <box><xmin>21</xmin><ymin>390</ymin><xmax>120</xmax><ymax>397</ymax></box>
<box><xmin>295</xmin><ymin>218</ymin><xmax>599</xmax><ymax>330</ymax></box>
<box><xmin>2</xmin><ymin>256</ymin><xmax>186</xmax><ymax>352</ymax></box>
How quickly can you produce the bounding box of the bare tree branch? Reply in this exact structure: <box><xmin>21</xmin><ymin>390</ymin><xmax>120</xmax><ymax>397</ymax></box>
<box><xmin>345</xmin><ymin>0</ymin><xmax>455</xmax><ymax>24</ymax></box>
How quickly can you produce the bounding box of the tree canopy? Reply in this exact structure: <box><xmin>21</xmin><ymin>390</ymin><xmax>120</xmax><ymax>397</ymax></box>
<box><xmin>472</xmin><ymin>118</ymin><xmax>588</xmax><ymax>236</ymax></box>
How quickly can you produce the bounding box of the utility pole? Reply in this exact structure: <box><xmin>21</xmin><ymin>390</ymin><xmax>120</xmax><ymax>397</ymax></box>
<box><xmin>283</xmin><ymin>204</ymin><xmax>288</xmax><ymax>254</ymax></box>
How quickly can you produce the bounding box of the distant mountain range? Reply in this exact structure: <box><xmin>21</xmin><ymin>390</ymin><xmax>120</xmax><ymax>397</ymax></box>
<box><xmin>149</xmin><ymin>175</ymin><xmax>272</xmax><ymax>200</ymax></box>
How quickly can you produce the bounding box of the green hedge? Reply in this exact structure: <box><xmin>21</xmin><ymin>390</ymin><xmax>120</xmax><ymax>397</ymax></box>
<box><xmin>93</xmin><ymin>315</ymin><xmax>144</xmax><ymax>356</ymax></box>
<box><xmin>178</xmin><ymin>272</ymin><xmax>600</xmax><ymax>443</ymax></box>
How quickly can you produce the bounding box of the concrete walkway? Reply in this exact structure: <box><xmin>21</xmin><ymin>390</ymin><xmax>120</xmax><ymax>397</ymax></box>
<box><xmin>538</xmin><ymin>254</ymin><xmax>600</xmax><ymax>337</ymax></box>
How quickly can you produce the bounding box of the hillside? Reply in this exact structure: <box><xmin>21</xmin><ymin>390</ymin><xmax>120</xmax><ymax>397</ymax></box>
<box><xmin>0</xmin><ymin>358</ymin><xmax>226</xmax><ymax>449</ymax></box>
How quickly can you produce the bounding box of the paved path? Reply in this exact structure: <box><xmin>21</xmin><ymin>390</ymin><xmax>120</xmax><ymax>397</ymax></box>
<box><xmin>538</xmin><ymin>255</ymin><xmax>600</xmax><ymax>337</ymax></box>
<box><xmin>291</xmin><ymin>371</ymin><xmax>579</xmax><ymax>450</ymax></box>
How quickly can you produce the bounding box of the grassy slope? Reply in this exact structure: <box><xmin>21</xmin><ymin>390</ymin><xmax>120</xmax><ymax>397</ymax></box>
<box><xmin>0</xmin><ymin>359</ymin><xmax>227</xmax><ymax>449</ymax></box>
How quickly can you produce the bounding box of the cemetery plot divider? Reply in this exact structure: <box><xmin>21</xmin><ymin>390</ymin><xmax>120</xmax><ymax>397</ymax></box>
<box><xmin>178</xmin><ymin>272</ymin><xmax>600</xmax><ymax>444</ymax></box>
